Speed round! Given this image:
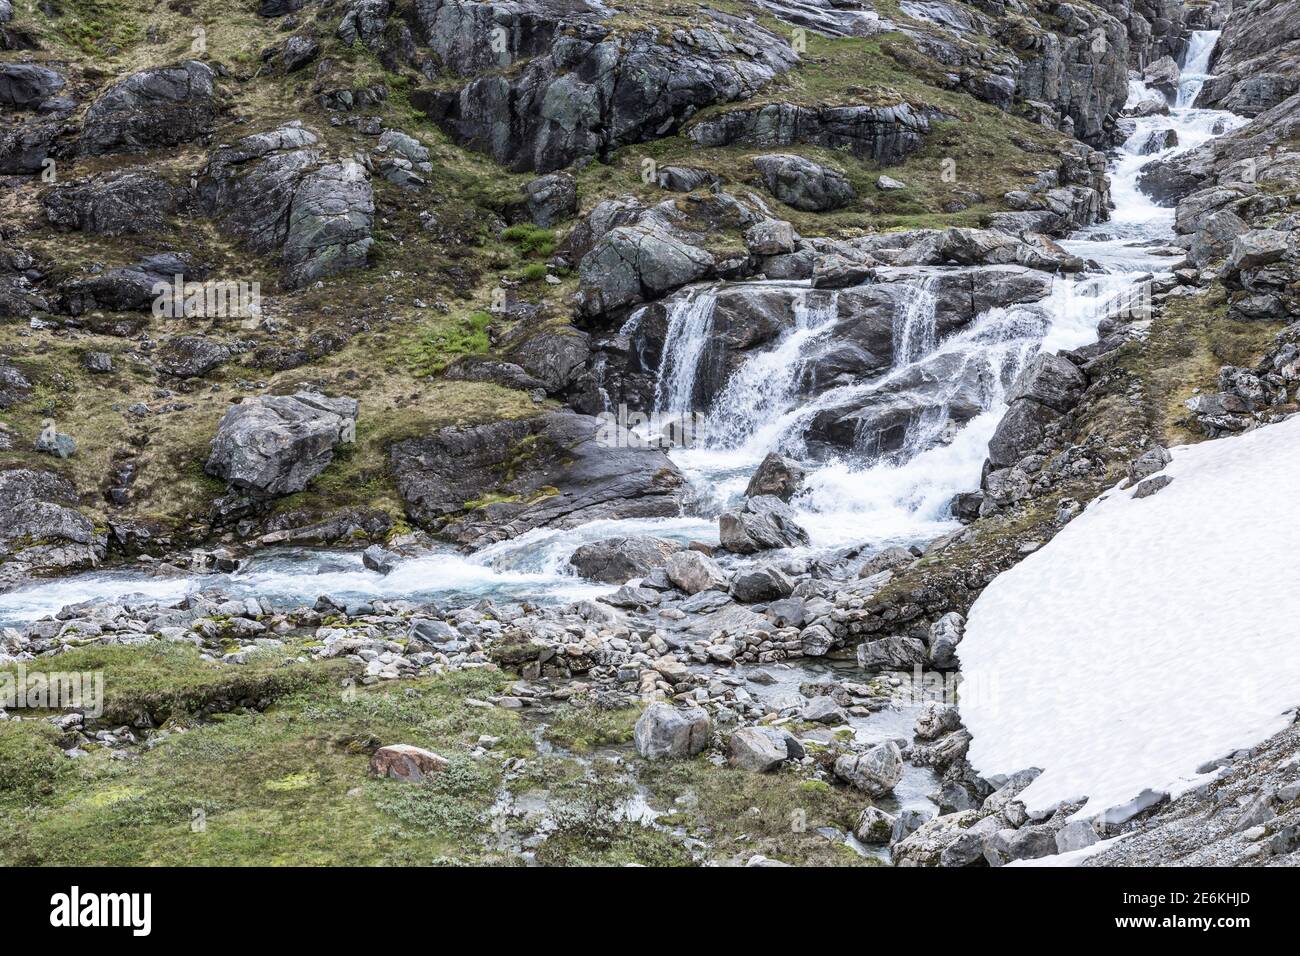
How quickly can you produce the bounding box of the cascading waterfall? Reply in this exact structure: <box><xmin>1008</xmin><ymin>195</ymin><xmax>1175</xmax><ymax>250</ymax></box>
<box><xmin>1176</xmin><ymin>30</ymin><xmax>1220</xmax><ymax>108</ymax></box>
<box><xmin>703</xmin><ymin>287</ymin><xmax>840</xmax><ymax>451</ymax></box>
<box><xmin>892</xmin><ymin>276</ymin><xmax>939</xmax><ymax>368</ymax></box>
<box><xmin>652</xmin><ymin>286</ymin><xmax>719</xmax><ymax>414</ymax></box>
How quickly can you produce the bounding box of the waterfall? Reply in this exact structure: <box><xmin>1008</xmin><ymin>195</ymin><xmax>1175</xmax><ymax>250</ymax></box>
<box><xmin>1176</xmin><ymin>30</ymin><xmax>1220</xmax><ymax>108</ymax></box>
<box><xmin>892</xmin><ymin>276</ymin><xmax>938</xmax><ymax>368</ymax></box>
<box><xmin>652</xmin><ymin>286</ymin><xmax>719</xmax><ymax>415</ymax></box>
<box><xmin>704</xmin><ymin>288</ymin><xmax>839</xmax><ymax>451</ymax></box>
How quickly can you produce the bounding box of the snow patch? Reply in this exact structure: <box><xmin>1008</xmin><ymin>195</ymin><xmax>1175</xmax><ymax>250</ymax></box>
<box><xmin>960</xmin><ymin>414</ymin><xmax>1300</xmax><ymax>820</ymax></box>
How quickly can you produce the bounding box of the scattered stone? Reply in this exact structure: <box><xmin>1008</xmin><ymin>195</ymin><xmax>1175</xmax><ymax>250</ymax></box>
<box><xmin>368</xmin><ymin>744</ymin><xmax>449</xmax><ymax>782</ymax></box>
<box><xmin>634</xmin><ymin>702</ymin><xmax>711</xmax><ymax>760</ymax></box>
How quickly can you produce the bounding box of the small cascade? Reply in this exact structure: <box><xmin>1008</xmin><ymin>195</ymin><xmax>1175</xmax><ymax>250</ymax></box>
<box><xmin>652</xmin><ymin>286</ymin><xmax>719</xmax><ymax>414</ymax></box>
<box><xmin>1176</xmin><ymin>30</ymin><xmax>1220</xmax><ymax>108</ymax></box>
<box><xmin>704</xmin><ymin>288</ymin><xmax>840</xmax><ymax>451</ymax></box>
<box><xmin>892</xmin><ymin>276</ymin><xmax>938</xmax><ymax>368</ymax></box>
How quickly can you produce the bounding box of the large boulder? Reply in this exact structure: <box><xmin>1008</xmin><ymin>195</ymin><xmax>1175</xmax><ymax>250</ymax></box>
<box><xmin>752</xmin><ymin>153</ymin><xmax>856</xmax><ymax>212</ymax></box>
<box><xmin>729</xmin><ymin>726</ymin><xmax>800</xmax><ymax>772</ymax></box>
<box><xmin>155</xmin><ymin>335</ymin><xmax>231</xmax><ymax>379</ymax></box>
<box><xmin>197</xmin><ymin>124</ymin><xmax>373</xmax><ymax>290</ymax></box>
<box><xmin>634</xmin><ymin>702</ymin><xmax>711</xmax><ymax>760</ymax></box>
<box><xmin>834</xmin><ymin>741</ymin><xmax>904</xmax><ymax>796</ymax></box>
<box><xmin>718</xmin><ymin>495</ymin><xmax>810</xmax><ymax>554</ymax></box>
<box><xmin>368</xmin><ymin>744</ymin><xmax>449</xmax><ymax>782</ymax></box>
<box><xmin>567</xmin><ymin>535</ymin><xmax>682</xmax><ymax>583</ymax></box>
<box><xmin>206</xmin><ymin>392</ymin><xmax>359</xmax><ymax>498</ymax></box>
<box><xmin>1006</xmin><ymin>353</ymin><xmax>1087</xmax><ymax>413</ymax></box>
<box><xmin>0</xmin><ymin>64</ymin><xmax>66</xmax><ymax>109</ymax></box>
<box><xmin>744</xmin><ymin>452</ymin><xmax>805</xmax><ymax>502</ymax></box>
<box><xmin>59</xmin><ymin>252</ymin><xmax>203</xmax><ymax>316</ymax></box>
<box><xmin>523</xmin><ymin>171</ymin><xmax>577</xmax><ymax>227</ymax></box>
<box><xmin>81</xmin><ymin>61</ymin><xmax>219</xmax><ymax>154</ymax></box>
<box><xmin>390</xmin><ymin>411</ymin><xmax>683</xmax><ymax>549</ymax></box>
<box><xmin>664</xmin><ymin>549</ymin><xmax>728</xmax><ymax>594</ymax></box>
<box><xmin>576</xmin><ymin>222</ymin><xmax>714</xmax><ymax>316</ymax></box>
<box><xmin>0</xmin><ymin>468</ymin><xmax>105</xmax><ymax>590</ymax></box>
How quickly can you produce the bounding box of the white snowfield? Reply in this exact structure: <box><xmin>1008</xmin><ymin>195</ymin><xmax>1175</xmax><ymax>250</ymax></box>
<box><xmin>961</xmin><ymin>413</ymin><xmax>1300</xmax><ymax>822</ymax></box>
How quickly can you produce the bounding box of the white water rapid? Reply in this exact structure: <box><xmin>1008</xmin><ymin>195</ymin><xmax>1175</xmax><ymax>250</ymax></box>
<box><xmin>0</xmin><ymin>33</ymin><xmax>1249</xmax><ymax>625</ymax></box>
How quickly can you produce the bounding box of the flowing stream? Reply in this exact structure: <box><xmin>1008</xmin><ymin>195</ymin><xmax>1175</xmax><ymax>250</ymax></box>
<box><xmin>0</xmin><ymin>34</ymin><xmax>1247</xmax><ymax>627</ymax></box>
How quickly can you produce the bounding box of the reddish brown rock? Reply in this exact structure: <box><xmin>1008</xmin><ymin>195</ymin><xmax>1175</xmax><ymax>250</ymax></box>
<box><xmin>368</xmin><ymin>744</ymin><xmax>449</xmax><ymax>782</ymax></box>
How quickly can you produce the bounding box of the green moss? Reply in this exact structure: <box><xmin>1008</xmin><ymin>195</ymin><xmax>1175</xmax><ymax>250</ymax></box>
<box><xmin>501</xmin><ymin>224</ymin><xmax>556</xmax><ymax>258</ymax></box>
<box><xmin>0</xmin><ymin>723</ymin><xmax>73</xmax><ymax>806</ymax></box>
<box><xmin>404</xmin><ymin>310</ymin><xmax>494</xmax><ymax>376</ymax></box>
<box><xmin>542</xmin><ymin>698</ymin><xmax>643</xmax><ymax>753</ymax></box>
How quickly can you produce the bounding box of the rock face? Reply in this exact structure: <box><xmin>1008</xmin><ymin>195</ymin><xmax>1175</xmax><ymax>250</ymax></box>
<box><xmin>412</xmin><ymin>1</ymin><xmax>797</xmax><ymax>172</ymax></box>
<box><xmin>1198</xmin><ymin>0</ymin><xmax>1300</xmax><ymax>116</ymax></box>
<box><xmin>718</xmin><ymin>495</ymin><xmax>810</xmax><ymax>554</ymax></box>
<box><xmin>999</xmin><ymin>3</ymin><xmax>1129</xmax><ymax>145</ymax></box>
<box><xmin>985</xmin><ymin>353</ymin><xmax>1086</xmax><ymax>470</ymax></box>
<box><xmin>0</xmin><ymin>468</ymin><xmax>105</xmax><ymax>590</ymax></box>
<box><xmin>81</xmin><ymin>61</ymin><xmax>219</xmax><ymax>154</ymax></box>
<box><xmin>576</xmin><ymin>222</ymin><xmax>714</xmax><ymax>317</ymax></box>
<box><xmin>43</xmin><ymin>170</ymin><xmax>180</xmax><ymax>235</ymax></box>
<box><xmin>368</xmin><ymin>744</ymin><xmax>449</xmax><ymax>782</ymax></box>
<box><xmin>206</xmin><ymin>393</ymin><xmax>359</xmax><ymax>499</ymax></box>
<box><xmin>752</xmin><ymin>153</ymin><xmax>856</xmax><ymax>212</ymax></box>
<box><xmin>390</xmin><ymin>411</ymin><xmax>684</xmax><ymax>549</ymax></box>
<box><xmin>687</xmin><ymin>102</ymin><xmax>948</xmax><ymax>166</ymax></box>
<box><xmin>634</xmin><ymin>702</ymin><xmax>711</xmax><ymax>760</ymax></box>
<box><xmin>197</xmin><ymin>124</ymin><xmax>374</xmax><ymax>290</ymax></box>
<box><xmin>60</xmin><ymin>252</ymin><xmax>203</xmax><ymax>316</ymax></box>
<box><xmin>567</xmin><ymin>535</ymin><xmax>682</xmax><ymax>583</ymax></box>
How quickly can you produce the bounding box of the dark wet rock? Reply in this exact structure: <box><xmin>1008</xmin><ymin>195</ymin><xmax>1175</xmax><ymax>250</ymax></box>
<box><xmin>362</xmin><ymin>543</ymin><xmax>398</xmax><ymax>574</ymax></box>
<box><xmin>43</xmin><ymin>169</ymin><xmax>180</xmax><ymax>235</ymax></box>
<box><xmin>0</xmin><ymin>114</ymin><xmax>68</xmax><ymax>174</ymax></box>
<box><xmin>857</xmin><ymin>634</ymin><xmax>927</xmax><ymax>669</ymax></box>
<box><xmin>281</xmin><ymin>35</ymin><xmax>322</xmax><ymax>72</ymax></box>
<box><xmin>390</xmin><ymin>411</ymin><xmax>684</xmax><ymax>549</ymax></box>
<box><xmin>687</xmin><ymin>101</ymin><xmax>948</xmax><ymax>166</ymax></box>
<box><xmin>197</xmin><ymin>124</ymin><xmax>373</xmax><ymax>290</ymax></box>
<box><xmin>0</xmin><ymin>63</ymin><xmax>66</xmax><ymax>109</ymax></box>
<box><xmin>1006</xmin><ymin>353</ymin><xmax>1087</xmax><ymax>413</ymax></box>
<box><xmin>206</xmin><ymin>392</ymin><xmax>359</xmax><ymax>499</ymax></box>
<box><xmin>523</xmin><ymin>171</ymin><xmax>577</xmax><ymax>227</ymax></box>
<box><xmin>60</xmin><ymin>252</ymin><xmax>204</xmax><ymax>316</ymax></box>
<box><xmin>81</xmin><ymin>61</ymin><xmax>218</xmax><ymax>155</ymax></box>
<box><xmin>752</xmin><ymin>153</ymin><xmax>856</xmax><ymax>212</ymax></box>
<box><xmin>568</xmin><ymin>535</ymin><xmax>682</xmax><ymax>584</ymax></box>
<box><xmin>505</xmin><ymin>326</ymin><xmax>590</xmax><ymax>394</ymax></box>
<box><xmin>718</xmin><ymin>495</ymin><xmax>810</xmax><ymax>554</ymax></box>
<box><xmin>985</xmin><ymin>397</ymin><xmax>1062</xmax><ymax>470</ymax></box>
<box><xmin>744</xmin><ymin>452</ymin><xmax>805</xmax><ymax>502</ymax></box>
<box><xmin>729</xmin><ymin>564</ymin><xmax>795</xmax><ymax>603</ymax></box>
<box><xmin>1132</xmin><ymin>474</ymin><xmax>1173</xmax><ymax>499</ymax></box>
<box><xmin>413</xmin><ymin>3</ymin><xmax>797</xmax><ymax>173</ymax></box>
